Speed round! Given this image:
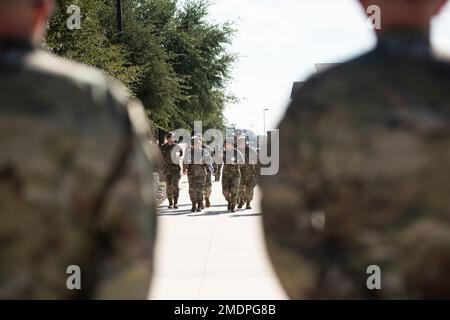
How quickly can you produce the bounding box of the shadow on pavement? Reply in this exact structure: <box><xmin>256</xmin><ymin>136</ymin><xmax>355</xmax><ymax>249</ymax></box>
<box><xmin>188</xmin><ymin>210</ymin><xmax>230</xmax><ymax>217</ymax></box>
<box><xmin>157</xmin><ymin>210</ymin><xmax>192</xmax><ymax>216</ymax></box>
<box><xmin>206</xmin><ymin>204</ymin><xmax>228</xmax><ymax>208</ymax></box>
<box><xmin>230</xmin><ymin>213</ymin><xmax>262</xmax><ymax>218</ymax></box>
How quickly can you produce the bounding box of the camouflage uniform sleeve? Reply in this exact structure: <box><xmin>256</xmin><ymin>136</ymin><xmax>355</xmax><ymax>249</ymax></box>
<box><xmin>260</xmin><ymin>80</ymin><xmax>325</xmax><ymax>299</ymax></box>
<box><xmin>92</xmin><ymin>96</ymin><xmax>156</xmax><ymax>300</ymax></box>
<box><xmin>203</xmin><ymin>149</ymin><xmax>212</xmax><ymax>166</ymax></box>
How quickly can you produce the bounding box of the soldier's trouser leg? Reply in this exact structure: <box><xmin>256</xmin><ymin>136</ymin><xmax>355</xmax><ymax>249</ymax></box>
<box><xmin>189</xmin><ymin>174</ymin><xmax>206</xmax><ymax>203</ymax></box>
<box><xmin>197</xmin><ymin>175</ymin><xmax>206</xmax><ymax>203</ymax></box>
<box><xmin>243</xmin><ymin>174</ymin><xmax>256</xmax><ymax>202</ymax></box>
<box><xmin>222</xmin><ymin>176</ymin><xmax>231</xmax><ymax>202</ymax></box>
<box><xmin>171</xmin><ymin>170</ymin><xmax>181</xmax><ymax>198</ymax></box>
<box><xmin>229</xmin><ymin>175</ymin><xmax>241</xmax><ymax>205</ymax></box>
<box><xmin>204</xmin><ymin>172</ymin><xmax>212</xmax><ymax>198</ymax></box>
<box><xmin>238</xmin><ymin>177</ymin><xmax>245</xmax><ymax>200</ymax></box>
<box><xmin>187</xmin><ymin>174</ymin><xmax>197</xmax><ymax>203</ymax></box>
<box><xmin>195</xmin><ymin>174</ymin><xmax>206</xmax><ymax>211</ymax></box>
<box><xmin>215</xmin><ymin>164</ymin><xmax>223</xmax><ymax>180</ymax></box>
<box><xmin>165</xmin><ymin>171</ymin><xmax>175</xmax><ymax>199</ymax></box>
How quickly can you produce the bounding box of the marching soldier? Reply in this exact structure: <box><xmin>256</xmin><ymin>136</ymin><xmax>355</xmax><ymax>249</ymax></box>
<box><xmin>214</xmin><ymin>163</ymin><xmax>223</xmax><ymax>182</ymax></box>
<box><xmin>237</xmin><ymin>136</ymin><xmax>258</xmax><ymax>210</ymax></box>
<box><xmin>261</xmin><ymin>0</ymin><xmax>450</xmax><ymax>299</ymax></box>
<box><xmin>198</xmin><ymin>134</ymin><xmax>214</xmax><ymax>209</ymax></box>
<box><xmin>214</xmin><ymin>141</ymin><xmax>223</xmax><ymax>182</ymax></box>
<box><xmin>222</xmin><ymin>138</ymin><xmax>244</xmax><ymax>213</ymax></box>
<box><xmin>183</xmin><ymin>137</ymin><xmax>211</xmax><ymax>212</ymax></box>
<box><xmin>0</xmin><ymin>0</ymin><xmax>156</xmax><ymax>299</ymax></box>
<box><xmin>160</xmin><ymin>132</ymin><xmax>183</xmax><ymax>209</ymax></box>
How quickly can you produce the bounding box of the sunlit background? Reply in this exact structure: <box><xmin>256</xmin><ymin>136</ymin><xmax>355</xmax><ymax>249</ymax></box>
<box><xmin>207</xmin><ymin>0</ymin><xmax>450</xmax><ymax>134</ymax></box>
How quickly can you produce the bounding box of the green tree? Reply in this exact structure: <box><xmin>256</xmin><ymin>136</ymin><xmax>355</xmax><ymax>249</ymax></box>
<box><xmin>46</xmin><ymin>0</ymin><xmax>236</xmax><ymax>132</ymax></box>
<box><xmin>166</xmin><ymin>0</ymin><xmax>236</xmax><ymax>131</ymax></box>
<box><xmin>46</xmin><ymin>0</ymin><xmax>142</xmax><ymax>91</ymax></box>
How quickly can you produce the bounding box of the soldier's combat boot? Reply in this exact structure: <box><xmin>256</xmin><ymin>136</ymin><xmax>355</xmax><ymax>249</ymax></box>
<box><xmin>227</xmin><ymin>202</ymin><xmax>231</xmax><ymax>212</ymax></box>
<box><xmin>246</xmin><ymin>201</ymin><xmax>252</xmax><ymax>210</ymax></box>
<box><xmin>173</xmin><ymin>197</ymin><xmax>179</xmax><ymax>209</ymax></box>
<box><xmin>231</xmin><ymin>204</ymin><xmax>236</xmax><ymax>213</ymax></box>
<box><xmin>168</xmin><ymin>198</ymin><xmax>173</xmax><ymax>209</ymax></box>
<box><xmin>197</xmin><ymin>201</ymin><xmax>203</xmax><ymax>212</ymax></box>
<box><xmin>200</xmin><ymin>201</ymin><xmax>205</xmax><ymax>210</ymax></box>
<box><xmin>237</xmin><ymin>198</ymin><xmax>244</xmax><ymax>209</ymax></box>
<box><xmin>191</xmin><ymin>202</ymin><xmax>197</xmax><ymax>212</ymax></box>
<box><xmin>205</xmin><ymin>197</ymin><xmax>211</xmax><ymax>208</ymax></box>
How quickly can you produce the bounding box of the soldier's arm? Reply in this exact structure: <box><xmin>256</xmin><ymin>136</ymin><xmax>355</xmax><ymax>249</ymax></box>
<box><xmin>202</xmin><ymin>149</ymin><xmax>212</xmax><ymax>166</ymax></box>
<box><xmin>93</xmin><ymin>99</ymin><xmax>156</xmax><ymax>300</ymax></box>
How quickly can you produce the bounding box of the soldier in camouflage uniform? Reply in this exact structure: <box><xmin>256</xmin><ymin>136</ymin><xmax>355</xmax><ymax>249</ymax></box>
<box><xmin>197</xmin><ymin>134</ymin><xmax>213</xmax><ymax>209</ymax></box>
<box><xmin>160</xmin><ymin>132</ymin><xmax>183</xmax><ymax>209</ymax></box>
<box><xmin>261</xmin><ymin>0</ymin><xmax>450</xmax><ymax>299</ymax></box>
<box><xmin>183</xmin><ymin>137</ymin><xmax>211</xmax><ymax>212</ymax></box>
<box><xmin>0</xmin><ymin>0</ymin><xmax>156</xmax><ymax>299</ymax></box>
<box><xmin>214</xmin><ymin>163</ymin><xmax>223</xmax><ymax>182</ymax></box>
<box><xmin>222</xmin><ymin>138</ymin><xmax>244</xmax><ymax>212</ymax></box>
<box><xmin>213</xmin><ymin>141</ymin><xmax>223</xmax><ymax>182</ymax></box>
<box><xmin>237</xmin><ymin>136</ymin><xmax>258</xmax><ymax>210</ymax></box>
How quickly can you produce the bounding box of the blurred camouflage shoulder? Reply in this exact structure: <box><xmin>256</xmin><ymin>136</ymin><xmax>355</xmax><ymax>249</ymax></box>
<box><xmin>261</xmin><ymin>43</ymin><xmax>450</xmax><ymax>299</ymax></box>
<box><xmin>0</xmin><ymin>48</ymin><xmax>156</xmax><ymax>299</ymax></box>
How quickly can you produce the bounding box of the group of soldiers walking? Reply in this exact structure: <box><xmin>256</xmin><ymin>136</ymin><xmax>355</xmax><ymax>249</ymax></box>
<box><xmin>3</xmin><ymin>0</ymin><xmax>450</xmax><ymax>300</ymax></box>
<box><xmin>159</xmin><ymin>132</ymin><xmax>259</xmax><ymax>213</ymax></box>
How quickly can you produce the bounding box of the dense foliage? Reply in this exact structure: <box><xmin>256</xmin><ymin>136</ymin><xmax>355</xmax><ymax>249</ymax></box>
<box><xmin>46</xmin><ymin>0</ymin><xmax>236</xmax><ymax>131</ymax></box>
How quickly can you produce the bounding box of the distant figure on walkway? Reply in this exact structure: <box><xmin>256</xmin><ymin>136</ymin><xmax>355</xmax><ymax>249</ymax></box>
<box><xmin>213</xmin><ymin>141</ymin><xmax>224</xmax><ymax>182</ymax></box>
<box><xmin>222</xmin><ymin>138</ymin><xmax>244</xmax><ymax>213</ymax></box>
<box><xmin>160</xmin><ymin>132</ymin><xmax>183</xmax><ymax>209</ymax></box>
<box><xmin>197</xmin><ymin>134</ymin><xmax>214</xmax><ymax>209</ymax></box>
<box><xmin>237</xmin><ymin>136</ymin><xmax>258</xmax><ymax>210</ymax></box>
<box><xmin>183</xmin><ymin>137</ymin><xmax>211</xmax><ymax>212</ymax></box>
<box><xmin>261</xmin><ymin>0</ymin><xmax>450</xmax><ymax>299</ymax></box>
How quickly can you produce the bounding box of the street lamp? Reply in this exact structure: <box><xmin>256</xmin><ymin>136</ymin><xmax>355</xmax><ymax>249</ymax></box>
<box><xmin>263</xmin><ymin>108</ymin><xmax>269</xmax><ymax>136</ymax></box>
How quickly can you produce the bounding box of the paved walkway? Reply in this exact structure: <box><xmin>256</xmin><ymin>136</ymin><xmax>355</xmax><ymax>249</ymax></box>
<box><xmin>149</xmin><ymin>175</ymin><xmax>287</xmax><ymax>300</ymax></box>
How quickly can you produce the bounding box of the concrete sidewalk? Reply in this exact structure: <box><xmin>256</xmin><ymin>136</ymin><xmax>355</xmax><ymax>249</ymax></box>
<box><xmin>149</xmin><ymin>174</ymin><xmax>287</xmax><ymax>300</ymax></box>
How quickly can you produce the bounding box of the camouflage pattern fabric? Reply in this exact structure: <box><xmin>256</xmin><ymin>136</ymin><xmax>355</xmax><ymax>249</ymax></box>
<box><xmin>160</xmin><ymin>142</ymin><xmax>183</xmax><ymax>199</ymax></box>
<box><xmin>238</xmin><ymin>146</ymin><xmax>258</xmax><ymax>202</ymax></box>
<box><xmin>212</xmin><ymin>143</ymin><xmax>223</xmax><ymax>181</ymax></box>
<box><xmin>222</xmin><ymin>149</ymin><xmax>244</xmax><ymax>205</ymax></box>
<box><xmin>204</xmin><ymin>168</ymin><xmax>212</xmax><ymax>198</ymax></box>
<box><xmin>183</xmin><ymin>147</ymin><xmax>210</xmax><ymax>203</ymax></box>
<box><xmin>0</xmin><ymin>43</ymin><xmax>156</xmax><ymax>299</ymax></box>
<box><xmin>215</xmin><ymin>164</ymin><xmax>223</xmax><ymax>181</ymax></box>
<box><xmin>203</xmin><ymin>144</ymin><xmax>214</xmax><ymax>198</ymax></box>
<box><xmin>261</xmin><ymin>29</ymin><xmax>450</xmax><ymax>299</ymax></box>
<box><xmin>164</xmin><ymin>171</ymin><xmax>181</xmax><ymax>199</ymax></box>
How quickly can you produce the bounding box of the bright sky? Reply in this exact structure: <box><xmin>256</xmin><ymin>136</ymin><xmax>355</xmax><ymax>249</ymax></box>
<box><xmin>208</xmin><ymin>0</ymin><xmax>450</xmax><ymax>134</ymax></box>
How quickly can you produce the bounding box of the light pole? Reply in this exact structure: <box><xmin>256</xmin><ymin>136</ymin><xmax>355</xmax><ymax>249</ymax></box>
<box><xmin>116</xmin><ymin>0</ymin><xmax>123</xmax><ymax>43</ymax></box>
<box><xmin>263</xmin><ymin>108</ymin><xmax>269</xmax><ymax>136</ymax></box>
